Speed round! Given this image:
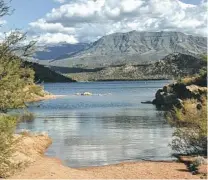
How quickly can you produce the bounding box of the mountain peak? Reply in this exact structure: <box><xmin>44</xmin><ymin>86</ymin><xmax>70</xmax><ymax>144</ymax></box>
<box><xmin>37</xmin><ymin>31</ymin><xmax>207</xmax><ymax>68</ymax></box>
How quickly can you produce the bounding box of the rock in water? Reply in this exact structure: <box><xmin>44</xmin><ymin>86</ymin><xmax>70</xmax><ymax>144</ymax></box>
<box><xmin>81</xmin><ymin>92</ymin><xmax>93</xmax><ymax>96</ymax></box>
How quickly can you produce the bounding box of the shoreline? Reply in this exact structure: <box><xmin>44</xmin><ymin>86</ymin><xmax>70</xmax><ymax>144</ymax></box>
<box><xmin>26</xmin><ymin>94</ymin><xmax>66</xmax><ymax>103</ymax></box>
<box><xmin>9</xmin><ymin>134</ymin><xmax>207</xmax><ymax>179</ymax></box>
<box><xmin>11</xmin><ymin>156</ymin><xmax>206</xmax><ymax>179</ymax></box>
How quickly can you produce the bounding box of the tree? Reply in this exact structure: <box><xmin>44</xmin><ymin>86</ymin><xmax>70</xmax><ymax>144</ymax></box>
<box><xmin>0</xmin><ymin>0</ymin><xmax>11</xmax><ymax>18</ymax></box>
<box><xmin>0</xmin><ymin>1</ymin><xmax>37</xmax><ymax>177</ymax></box>
<box><xmin>0</xmin><ymin>0</ymin><xmax>36</xmax><ymax>112</ymax></box>
<box><xmin>0</xmin><ymin>31</ymin><xmax>36</xmax><ymax>112</ymax></box>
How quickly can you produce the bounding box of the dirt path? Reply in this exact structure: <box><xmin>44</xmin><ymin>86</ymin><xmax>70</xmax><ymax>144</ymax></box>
<box><xmin>11</xmin><ymin>157</ymin><xmax>202</xmax><ymax>179</ymax></box>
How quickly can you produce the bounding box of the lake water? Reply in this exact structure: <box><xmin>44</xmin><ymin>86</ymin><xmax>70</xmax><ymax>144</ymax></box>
<box><xmin>16</xmin><ymin>80</ymin><xmax>174</xmax><ymax>168</ymax></box>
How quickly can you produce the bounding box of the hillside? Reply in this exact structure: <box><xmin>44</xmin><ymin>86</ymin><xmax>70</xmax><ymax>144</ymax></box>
<box><xmin>63</xmin><ymin>53</ymin><xmax>206</xmax><ymax>81</ymax></box>
<box><xmin>22</xmin><ymin>61</ymin><xmax>75</xmax><ymax>82</ymax></box>
<box><xmin>48</xmin><ymin>31</ymin><xmax>207</xmax><ymax>68</ymax></box>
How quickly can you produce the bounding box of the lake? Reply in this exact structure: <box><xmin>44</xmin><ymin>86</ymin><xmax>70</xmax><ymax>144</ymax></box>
<box><xmin>16</xmin><ymin>80</ymin><xmax>174</xmax><ymax>168</ymax></box>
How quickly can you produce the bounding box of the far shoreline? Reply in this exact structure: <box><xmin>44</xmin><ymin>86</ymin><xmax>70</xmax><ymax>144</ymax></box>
<box><xmin>40</xmin><ymin>79</ymin><xmax>174</xmax><ymax>83</ymax></box>
<box><xmin>26</xmin><ymin>94</ymin><xmax>66</xmax><ymax>103</ymax></box>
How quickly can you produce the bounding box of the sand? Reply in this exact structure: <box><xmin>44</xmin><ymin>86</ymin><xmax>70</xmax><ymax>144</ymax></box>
<box><xmin>9</xmin><ymin>134</ymin><xmax>207</xmax><ymax>179</ymax></box>
<box><xmin>11</xmin><ymin>157</ymin><xmax>205</xmax><ymax>179</ymax></box>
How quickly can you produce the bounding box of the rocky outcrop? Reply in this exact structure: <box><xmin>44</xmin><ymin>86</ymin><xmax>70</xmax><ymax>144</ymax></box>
<box><xmin>58</xmin><ymin>53</ymin><xmax>205</xmax><ymax>82</ymax></box>
<box><xmin>152</xmin><ymin>82</ymin><xmax>207</xmax><ymax>107</ymax></box>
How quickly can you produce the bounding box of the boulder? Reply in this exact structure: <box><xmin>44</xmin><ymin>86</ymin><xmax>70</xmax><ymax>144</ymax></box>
<box><xmin>186</xmin><ymin>85</ymin><xmax>207</xmax><ymax>98</ymax></box>
<box><xmin>153</xmin><ymin>90</ymin><xmax>179</xmax><ymax>106</ymax></box>
<box><xmin>81</xmin><ymin>92</ymin><xmax>93</xmax><ymax>96</ymax></box>
<box><xmin>163</xmin><ymin>85</ymin><xmax>173</xmax><ymax>93</ymax></box>
<box><xmin>153</xmin><ymin>82</ymin><xmax>207</xmax><ymax>108</ymax></box>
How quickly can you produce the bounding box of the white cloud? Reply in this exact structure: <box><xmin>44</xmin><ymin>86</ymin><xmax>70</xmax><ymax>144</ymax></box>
<box><xmin>29</xmin><ymin>0</ymin><xmax>207</xmax><ymax>44</ymax></box>
<box><xmin>29</xmin><ymin>19</ymin><xmax>75</xmax><ymax>34</ymax></box>
<box><xmin>32</xmin><ymin>33</ymin><xmax>78</xmax><ymax>45</ymax></box>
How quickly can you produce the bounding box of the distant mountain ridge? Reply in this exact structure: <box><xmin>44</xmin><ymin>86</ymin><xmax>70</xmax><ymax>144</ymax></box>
<box><xmin>47</xmin><ymin>31</ymin><xmax>207</xmax><ymax>68</ymax></box>
<box><xmin>34</xmin><ymin>43</ymin><xmax>89</xmax><ymax>61</ymax></box>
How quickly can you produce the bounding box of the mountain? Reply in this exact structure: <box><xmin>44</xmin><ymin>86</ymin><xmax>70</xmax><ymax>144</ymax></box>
<box><xmin>63</xmin><ymin>53</ymin><xmax>206</xmax><ymax>81</ymax></box>
<box><xmin>48</xmin><ymin>31</ymin><xmax>207</xmax><ymax>68</ymax></box>
<box><xmin>34</xmin><ymin>43</ymin><xmax>89</xmax><ymax>61</ymax></box>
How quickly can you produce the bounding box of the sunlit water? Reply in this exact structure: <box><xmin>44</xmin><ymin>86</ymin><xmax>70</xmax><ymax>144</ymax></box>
<box><xmin>16</xmin><ymin>80</ymin><xmax>174</xmax><ymax>168</ymax></box>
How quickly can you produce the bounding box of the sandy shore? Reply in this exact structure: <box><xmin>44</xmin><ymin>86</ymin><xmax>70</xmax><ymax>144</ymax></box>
<box><xmin>9</xmin><ymin>133</ymin><xmax>207</xmax><ymax>179</ymax></box>
<box><xmin>10</xmin><ymin>157</ymin><xmax>206</xmax><ymax>179</ymax></box>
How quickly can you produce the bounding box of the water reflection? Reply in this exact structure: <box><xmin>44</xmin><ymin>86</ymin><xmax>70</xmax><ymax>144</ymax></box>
<box><xmin>16</xmin><ymin>81</ymin><xmax>174</xmax><ymax>168</ymax></box>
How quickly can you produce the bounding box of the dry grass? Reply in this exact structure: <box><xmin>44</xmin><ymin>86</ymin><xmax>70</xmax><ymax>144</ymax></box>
<box><xmin>167</xmin><ymin>97</ymin><xmax>207</xmax><ymax>156</ymax></box>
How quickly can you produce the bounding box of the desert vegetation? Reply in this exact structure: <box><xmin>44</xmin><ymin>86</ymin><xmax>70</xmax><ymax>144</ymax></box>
<box><xmin>0</xmin><ymin>0</ymin><xmax>48</xmax><ymax>177</ymax></box>
<box><xmin>167</xmin><ymin>98</ymin><xmax>207</xmax><ymax>156</ymax></box>
<box><xmin>165</xmin><ymin>55</ymin><xmax>207</xmax><ymax>176</ymax></box>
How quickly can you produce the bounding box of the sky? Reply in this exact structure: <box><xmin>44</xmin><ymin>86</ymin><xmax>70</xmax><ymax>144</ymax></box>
<box><xmin>0</xmin><ymin>0</ymin><xmax>207</xmax><ymax>45</ymax></box>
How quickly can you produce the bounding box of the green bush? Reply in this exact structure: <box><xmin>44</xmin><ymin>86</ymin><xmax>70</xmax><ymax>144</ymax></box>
<box><xmin>0</xmin><ymin>115</ymin><xmax>17</xmax><ymax>178</ymax></box>
<box><xmin>17</xmin><ymin>111</ymin><xmax>35</xmax><ymax>122</ymax></box>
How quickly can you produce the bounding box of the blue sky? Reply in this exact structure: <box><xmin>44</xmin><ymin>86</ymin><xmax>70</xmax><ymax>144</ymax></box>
<box><xmin>3</xmin><ymin>0</ymin><xmax>59</xmax><ymax>29</ymax></box>
<box><xmin>0</xmin><ymin>0</ymin><xmax>206</xmax><ymax>44</ymax></box>
<box><xmin>181</xmin><ymin>0</ymin><xmax>202</xmax><ymax>4</ymax></box>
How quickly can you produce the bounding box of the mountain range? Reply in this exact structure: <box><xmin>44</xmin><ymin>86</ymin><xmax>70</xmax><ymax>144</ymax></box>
<box><xmin>35</xmin><ymin>31</ymin><xmax>207</xmax><ymax>69</ymax></box>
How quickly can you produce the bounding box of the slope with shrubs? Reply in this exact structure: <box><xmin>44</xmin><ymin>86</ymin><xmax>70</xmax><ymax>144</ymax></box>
<box><xmin>167</xmin><ymin>98</ymin><xmax>207</xmax><ymax>156</ymax></box>
<box><xmin>23</xmin><ymin>61</ymin><xmax>76</xmax><ymax>83</ymax></box>
<box><xmin>163</xmin><ymin>55</ymin><xmax>207</xmax><ymax>175</ymax></box>
<box><xmin>0</xmin><ymin>1</ymin><xmax>54</xmax><ymax>177</ymax></box>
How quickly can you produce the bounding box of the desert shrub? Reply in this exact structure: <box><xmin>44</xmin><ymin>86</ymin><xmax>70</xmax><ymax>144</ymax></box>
<box><xmin>178</xmin><ymin>72</ymin><xmax>207</xmax><ymax>87</ymax></box>
<box><xmin>17</xmin><ymin>111</ymin><xmax>35</xmax><ymax>122</ymax></box>
<box><xmin>188</xmin><ymin>156</ymin><xmax>207</xmax><ymax>175</ymax></box>
<box><xmin>167</xmin><ymin>98</ymin><xmax>207</xmax><ymax>156</ymax></box>
<box><xmin>178</xmin><ymin>54</ymin><xmax>207</xmax><ymax>86</ymax></box>
<box><xmin>27</xmin><ymin>84</ymin><xmax>45</xmax><ymax>97</ymax></box>
<box><xmin>0</xmin><ymin>115</ymin><xmax>17</xmax><ymax>178</ymax></box>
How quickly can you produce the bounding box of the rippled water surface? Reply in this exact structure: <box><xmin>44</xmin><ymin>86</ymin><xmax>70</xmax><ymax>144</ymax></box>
<box><xmin>16</xmin><ymin>80</ymin><xmax>174</xmax><ymax>167</ymax></box>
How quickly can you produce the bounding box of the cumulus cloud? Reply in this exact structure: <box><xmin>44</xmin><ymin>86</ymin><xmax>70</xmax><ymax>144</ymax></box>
<box><xmin>32</xmin><ymin>33</ymin><xmax>78</xmax><ymax>45</ymax></box>
<box><xmin>30</xmin><ymin>0</ymin><xmax>207</xmax><ymax>44</ymax></box>
<box><xmin>29</xmin><ymin>19</ymin><xmax>75</xmax><ymax>34</ymax></box>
